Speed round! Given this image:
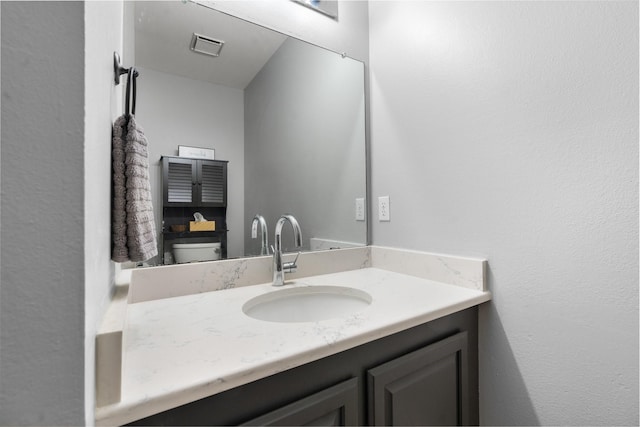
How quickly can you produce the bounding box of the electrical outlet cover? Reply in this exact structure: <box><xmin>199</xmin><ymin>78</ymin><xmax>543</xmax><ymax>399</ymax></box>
<box><xmin>355</xmin><ymin>198</ymin><xmax>365</xmax><ymax>221</ymax></box>
<box><xmin>378</xmin><ymin>196</ymin><xmax>390</xmax><ymax>221</ymax></box>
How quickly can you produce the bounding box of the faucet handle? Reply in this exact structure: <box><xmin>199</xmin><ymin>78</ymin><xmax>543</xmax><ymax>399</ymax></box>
<box><xmin>251</xmin><ymin>220</ymin><xmax>258</xmax><ymax>238</ymax></box>
<box><xmin>292</xmin><ymin>251</ymin><xmax>301</xmax><ymax>265</ymax></box>
<box><xmin>283</xmin><ymin>251</ymin><xmax>301</xmax><ymax>273</ymax></box>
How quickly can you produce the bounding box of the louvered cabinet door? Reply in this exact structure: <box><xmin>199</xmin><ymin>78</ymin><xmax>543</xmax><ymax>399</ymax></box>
<box><xmin>162</xmin><ymin>157</ymin><xmax>227</xmax><ymax>207</ymax></box>
<box><xmin>197</xmin><ymin>160</ymin><xmax>227</xmax><ymax>206</ymax></box>
<box><xmin>163</xmin><ymin>157</ymin><xmax>197</xmax><ymax>206</ymax></box>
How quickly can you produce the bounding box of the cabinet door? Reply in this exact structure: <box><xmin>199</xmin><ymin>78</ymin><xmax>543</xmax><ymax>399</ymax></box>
<box><xmin>197</xmin><ymin>160</ymin><xmax>226</xmax><ymax>206</ymax></box>
<box><xmin>163</xmin><ymin>157</ymin><xmax>197</xmax><ymax>205</ymax></box>
<box><xmin>367</xmin><ymin>332</ymin><xmax>468</xmax><ymax>426</ymax></box>
<box><xmin>241</xmin><ymin>377</ymin><xmax>359</xmax><ymax>426</ymax></box>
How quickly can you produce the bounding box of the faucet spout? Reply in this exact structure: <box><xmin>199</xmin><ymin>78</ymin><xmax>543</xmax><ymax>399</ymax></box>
<box><xmin>251</xmin><ymin>214</ymin><xmax>269</xmax><ymax>256</ymax></box>
<box><xmin>272</xmin><ymin>214</ymin><xmax>302</xmax><ymax>286</ymax></box>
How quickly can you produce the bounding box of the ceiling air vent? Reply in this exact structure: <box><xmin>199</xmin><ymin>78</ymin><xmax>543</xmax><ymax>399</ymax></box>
<box><xmin>190</xmin><ymin>33</ymin><xmax>224</xmax><ymax>57</ymax></box>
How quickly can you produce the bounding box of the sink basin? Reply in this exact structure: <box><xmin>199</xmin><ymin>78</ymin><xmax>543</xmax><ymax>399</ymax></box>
<box><xmin>242</xmin><ymin>285</ymin><xmax>372</xmax><ymax>323</ymax></box>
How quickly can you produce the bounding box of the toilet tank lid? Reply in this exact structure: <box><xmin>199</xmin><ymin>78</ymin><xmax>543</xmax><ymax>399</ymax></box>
<box><xmin>173</xmin><ymin>242</ymin><xmax>221</xmax><ymax>249</ymax></box>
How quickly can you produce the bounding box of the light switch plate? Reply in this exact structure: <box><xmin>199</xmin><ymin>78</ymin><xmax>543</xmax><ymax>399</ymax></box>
<box><xmin>378</xmin><ymin>196</ymin><xmax>390</xmax><ymax>221</ymax></box>
<box><xmin>355</xmin><ymin>198</ymin><xmax>365</xmax><ymax>221</ymax></box>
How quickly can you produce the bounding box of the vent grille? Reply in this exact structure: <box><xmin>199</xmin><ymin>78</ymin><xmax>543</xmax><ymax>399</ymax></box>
<box><xmin>190</xmin><ymin>33</ymin><xmax>224</xmax><ymax>57</ymax></box>
<box><xmin>167</xmin><ymin>162</ymin><xmax>193</xmax><ymax>203</ymax></box>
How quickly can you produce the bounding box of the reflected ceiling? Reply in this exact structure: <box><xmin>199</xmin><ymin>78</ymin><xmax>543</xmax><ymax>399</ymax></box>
<box><xmin>134</xmin><ymin>1</ymin><xmax>287</xmax><ymax>88</ymax></box>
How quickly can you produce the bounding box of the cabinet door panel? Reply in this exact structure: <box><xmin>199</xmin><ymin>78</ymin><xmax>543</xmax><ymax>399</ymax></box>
<box><xmin>241</xmin><ymin>377</ymin><xmax>358</xmax><ymax>426</ymax></box>
<box><xmin>368</xmin><ymin>332</ymin><xmax>468</xmax><ymax>426</ymax></box>
<box><xmin>199</xmin><ymin>161</ymin><xmax>226</xmax><ymax>205</ymax></box>
<box><xmin>386</xmin><ymin>353</ymin><xmax>458</xmax><ymax>425</ymax></box>
<box><xmin>164</xmin><ymin>158</ymin><xmax>196</xmax><ymax>205</ymax></box>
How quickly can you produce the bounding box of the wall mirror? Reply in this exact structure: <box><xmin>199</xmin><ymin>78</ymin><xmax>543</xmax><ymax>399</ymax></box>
<box><xmin>125</xmin><ymin>0</ymin><xmax>367</xmax><ymax>264</ymax></box>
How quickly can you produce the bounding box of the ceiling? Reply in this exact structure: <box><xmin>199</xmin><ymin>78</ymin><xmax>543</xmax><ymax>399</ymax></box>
<box><xmin>133</xmin><ymin>1</ymin><xmax>287</xmax><ymax>89</ymax></box>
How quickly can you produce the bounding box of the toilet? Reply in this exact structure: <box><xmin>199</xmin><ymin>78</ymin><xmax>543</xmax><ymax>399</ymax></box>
<box><xmin>173</xmin><ymin>242</ymin><xmax>221</xmax><ymax>263</ymax></box>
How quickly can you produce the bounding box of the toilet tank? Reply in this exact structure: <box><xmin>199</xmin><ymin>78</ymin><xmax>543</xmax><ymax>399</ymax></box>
<box><xmin>173</xmin><ymin>242</ymin><xmax>221</xmax><ymax>263</ymax></box>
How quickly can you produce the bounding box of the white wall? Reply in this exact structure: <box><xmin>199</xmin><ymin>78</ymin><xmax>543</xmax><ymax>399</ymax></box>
<box><xmin>84</xmin><ymin>1</ymin><xmax>124</xmax><ymax>423</ymax></box>
<box><xmin>244</xmin><ymin>38</ymin><xmax>366</xmax><ymax>254</ymax></box>
<box><xmin>0</xmin><ymin>2</ymin><xmax>86</xmax><ymax>425</ymax></box>
<box><xmin>134</xmin><ymin>67</ymin><xmax>245</xmax><ymax>259</ymax></box>
<box><xmin>369</xmin><ymin>1</ymin><xmax>638</xmax><ymax>425</ymax></box>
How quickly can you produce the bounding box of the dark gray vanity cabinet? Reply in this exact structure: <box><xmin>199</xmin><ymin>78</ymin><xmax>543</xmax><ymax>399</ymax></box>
<box><xmin>242</xmin><ymin>377</ymin><xmax>359</xmax><ymax>426</ymax></box>
<box><xmin>127</xmin><ymin>307</ymin><xmax>479</xmax><ymax>426</ymax></box>
<box><xmin>367</xmin><ymin>332</ymin><xmax>469</xmax><ymax>426</ymax></box>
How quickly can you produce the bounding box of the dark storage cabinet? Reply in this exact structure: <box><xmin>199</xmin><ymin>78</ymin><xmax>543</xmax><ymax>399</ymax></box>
<box><xmin>128</xmin><ymin>307</ymin><xmax>479</xmax><ymax>426</ymax></box>
<box><xmin>161</xmin><ymin>156</ymin><xmax>228</xmax><ymax>262</ymax></box>
<box><xmin>163</xmin><ymin>156</ymin><xmax>227</xmax><ymax>207</ymax></box>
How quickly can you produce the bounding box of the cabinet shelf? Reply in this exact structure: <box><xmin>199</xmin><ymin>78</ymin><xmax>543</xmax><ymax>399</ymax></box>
<box><xmin>163</xmin><ymin>230</ymin><xmax>228</xmax><ymax>239</ymax></box>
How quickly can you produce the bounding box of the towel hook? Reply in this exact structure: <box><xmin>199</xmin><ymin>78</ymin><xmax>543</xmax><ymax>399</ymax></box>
<box><xmin>122</xmin><ymin>66</ymin><xmax>140</xmax><ymax>117</ymax></box>
<box><xmin>114</xmin><ymin>52</ymin><xmax>138</xmax><ymax>85</ymax></box>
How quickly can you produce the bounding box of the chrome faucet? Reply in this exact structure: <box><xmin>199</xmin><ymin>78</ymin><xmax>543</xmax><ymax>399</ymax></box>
<box><xmin>251</xmin><ymin>214</ymin><xmax>269</xmax><ymax>256</ymax></box>
<box><xmin>272</xmin><ymin>214</ymin><xmax>302</xmax><ymax>286</ymax></box>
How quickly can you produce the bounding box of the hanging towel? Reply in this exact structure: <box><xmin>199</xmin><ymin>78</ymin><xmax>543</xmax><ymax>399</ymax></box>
<box><xmin>123</xmin><ymin>115</ymin><xmax>158</xmax><ymax>262</ymax></box>
<box><xmin>111</xmin><ymin>67</ymin><xmax>158</xmax><ymax>263</ymax></box>
<box><xmin>111</xmin><ymin>115</ymin><xmax>130</xmax><ymax>262</ymax></box>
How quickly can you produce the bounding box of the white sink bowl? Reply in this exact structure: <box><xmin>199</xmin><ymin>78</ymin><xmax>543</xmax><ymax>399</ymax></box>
<box><xmin>242</xmin><ymin>285</ymin><xmax>372</xmax><ymax>323</ymax></box>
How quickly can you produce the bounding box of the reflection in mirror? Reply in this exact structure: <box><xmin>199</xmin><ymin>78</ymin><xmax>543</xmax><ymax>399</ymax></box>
<box><xmin>292</xmin><ymin>0</ymin><xmax>339</xmax><ymax>19</ymax></box>
<box><xmin>127</xmin><ymin>1</ymin><xmax>366</xmax><ymax>265</ymax></box>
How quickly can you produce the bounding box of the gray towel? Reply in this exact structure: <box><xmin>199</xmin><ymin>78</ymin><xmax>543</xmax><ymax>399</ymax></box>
<box><xmin>111</xmin><ymin>115</ymin><xmax>158</xmax><ymax>262</ymax></box>
<box><xmin>111</xmin><ymin>115</ymin><xmax>129</xmax><ymax>262</ymax></box>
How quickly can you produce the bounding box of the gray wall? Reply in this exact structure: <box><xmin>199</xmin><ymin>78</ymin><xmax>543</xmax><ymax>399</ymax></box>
<box><xmin>1</xmin><ymin>2</ymin><xmax>86</xmax><ymax>424</ymax></box>
<box><xmin>214</xmin><ymin>0</ymin><xmax>371</xmax><ymax>251</ymax></box>
<box><xmin>369</xmin><ymin>1</ymin><xmax>639</xmax><ymax>425</ymax></box>
<box><xmin>1</xmin><ymin>1</ymin><xmax>123</xmax><ymax>424</ymax></box>
<box><xmin>244</xmin><ymin>38</ymin><xmax>366</xmax><ymax>254</ymax></box>
<box><xmin>84</xmin><ymin>1</ymin><xmax>124</xmax><ymax>422</ymax></box>
<box><xmin>134</xmin><ymin>67</ymin><xmax>245</xmax><ymax>259</ymax></box>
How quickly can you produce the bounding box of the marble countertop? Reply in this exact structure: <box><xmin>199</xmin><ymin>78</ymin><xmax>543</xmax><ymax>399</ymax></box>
<box><xmin>95</xmin><ymin>266</ymin><xmax>490</xmax><ymax>425</ymax></box>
